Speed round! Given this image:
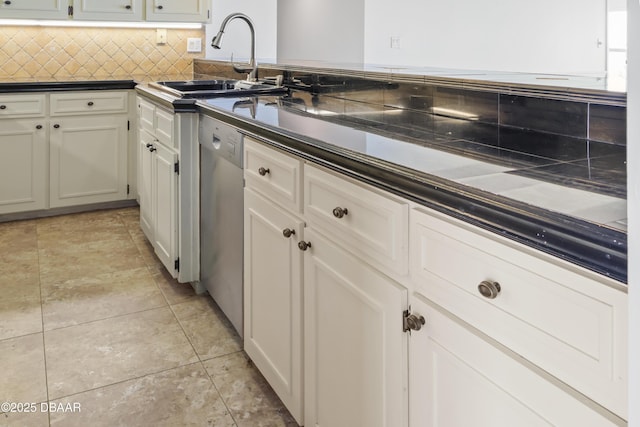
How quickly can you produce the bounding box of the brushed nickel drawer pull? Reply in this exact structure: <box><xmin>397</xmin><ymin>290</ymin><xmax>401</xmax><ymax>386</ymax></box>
<box><xmin>258</xmin><ymin>167</ymin><xmax>270</xmax><ymax>176</ymax></box>
<box><xmin>87</xmin><ymin>101</ymin><xmax>94</xmax><ymax>106</ymax></box>
<box><xmin>0</xmin><ymin>105</ymin><xmax>6</xmax><ymax>109</ymax></box>
<box><xmin>478</xmin><ymin>281</ymin><xmax>501</xmax><ymax>299</ymax></box>
<box><xmin>282</xmin><ymin>228</ymin><xmax>295</xmax><ymax>238</ymax></box>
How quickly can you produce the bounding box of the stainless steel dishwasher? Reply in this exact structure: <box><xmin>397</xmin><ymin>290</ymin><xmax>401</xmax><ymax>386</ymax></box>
<box><xmin>199</xmin><ymin>115</ymin><xmax>244</xmax><ymax>337</ymax></box>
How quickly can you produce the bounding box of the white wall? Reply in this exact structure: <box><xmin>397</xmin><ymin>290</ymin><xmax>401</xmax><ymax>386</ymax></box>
<box><xmin>364</xmin><ymin>0</ymin><xmax>607</xmax><ymax>74</ymax></box>
<box><xmin>275</xmin><ymin>0</ymin><xmax>606</xmax><ymax>75</ymax></box>
<box><xmin>626</xmin><ymin>0</ymin><xmax>638</xmax><ymax>424</ymax></box>
<box><xmin>276</xmin><ymin>0</ymin><xmax>364</xmax><ymax>64</ymax></box>
<box><xmin>205</xmin><ymin>0</ymin><xmax>277</xmax><ymax>62</ymax></box>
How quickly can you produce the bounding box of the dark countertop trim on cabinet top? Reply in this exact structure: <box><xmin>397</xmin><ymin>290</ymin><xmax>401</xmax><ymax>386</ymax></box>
<box><xmin>196</xmin><ymin>101</ymin><xmax>627</xmax><ymax>285</ymax></box>
<box><xmin>0</xmin><ymin>80</ymin><xmax>137</xmax><ymax>93</ymax></box>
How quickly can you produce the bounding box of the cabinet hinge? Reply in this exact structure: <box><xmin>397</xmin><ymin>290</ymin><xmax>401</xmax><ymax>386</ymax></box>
<box><xmin>174</xmin><ymin>161</ymin><xmax>179</xmax><ymax>175</ymax></box>
<box><xmin>208</xmin><ymin>10</ymin><xmax>210</xmax><ymax>19</ymax></box>
<box><xmin>68</xmin><ymin>5</ymin><xmax>73</xmax><ymax>16</ymax></box>
<box><xmin>174</xmin><ymin>258</ymin><xmax>180</xmax><ymax>272</ymax></box>
<box><xmin>127</xmin><ymin>120</ymin><xmax>130</xmax><ymax>131</ymax></box>
<box><xmin>126</xmin><ymin>184</ymin><xmax>130</xmax><ymax>195</ymax></box>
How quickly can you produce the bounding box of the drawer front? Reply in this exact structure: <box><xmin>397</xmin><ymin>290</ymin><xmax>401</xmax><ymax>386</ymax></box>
<box><xmin>0</xmin><ymin>94</ymin><xmax>46</xmax><ymax>118</ymax></box>
<box><xmin>154</xmin><ymin>107</ymin><xmax>175</xmax><ymax>148</ymax></box>
<box><xmin>139</xmin><ymin>98</ymin><xmax>155</xmax><ymax>135</ymax></box>
<box><xmin>305</xmin><ymin>164</ymin><xmax>409</xmax><ymax>276</ymax></box>
<box><xmin>410</xmin><ymin>207</ymin><xmax>627</xmax><ymax>418</ymax></box>
<box><xmin>244</xmin><ymin>137</ymin><xmax>302</xmax><ymax>213</ymax></box>
<box><xmin>50</xmin><ymin>91</ymin><xmax>128</xmax><ymax>116</ymax></box>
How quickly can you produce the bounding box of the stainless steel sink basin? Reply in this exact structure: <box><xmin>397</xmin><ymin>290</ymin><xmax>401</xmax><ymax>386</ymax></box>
<box><xmin>149</xmin><ymin>79</ymin><xmax>288</xmax><ymax>98</ymax></box>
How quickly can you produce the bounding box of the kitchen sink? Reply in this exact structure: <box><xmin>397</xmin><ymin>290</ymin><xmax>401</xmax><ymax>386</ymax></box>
<box><xmin>149</xmin><ymin>79</ymin><xmax>289</xmax><ymax>98</ymax></box>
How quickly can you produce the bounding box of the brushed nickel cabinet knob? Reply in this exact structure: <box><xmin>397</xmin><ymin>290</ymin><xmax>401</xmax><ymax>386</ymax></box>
<box><xmin>258</xmin><ymin>167</ymin><xmax>270</xmax><ymax>176</ymax></box>
<box><xmin>478</xmin><ymin>280</ymin><xmax>501</xmax><ymax>299</ymax></box>
<box><xmin>332</xmin><ymin>207</ymin><xmax>348</xmax><ymax>218</ymax></box>
<box><xmin>282</xmin><ymin>228</ymin><xmax>296</xmax><ymax>238</ymax></box>
<box><xmin>298</xmin><ymin>241</ymin><xmax>311</xmax><ymax>251</ymax></box>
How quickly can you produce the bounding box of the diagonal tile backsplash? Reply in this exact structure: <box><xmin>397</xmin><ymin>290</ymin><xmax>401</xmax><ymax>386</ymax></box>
<box><xmin>0</xmin><ymin>26</ymin><xmax>205</xmax><ymax>80</ymax></box>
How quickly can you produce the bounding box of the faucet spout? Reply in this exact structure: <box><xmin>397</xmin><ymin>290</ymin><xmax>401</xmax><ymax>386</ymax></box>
<box><xmin>211</xmin><ymin>13</ymin><xmax>257</xmax><ymax>81</ymax></box>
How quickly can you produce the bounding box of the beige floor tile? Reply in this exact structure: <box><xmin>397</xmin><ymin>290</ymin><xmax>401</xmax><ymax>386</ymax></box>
<box><xmin>115</xmin><ymin>207</ymin><xmax>141</xmax><ymax>232</ymax></box>
<box><xmin>45</xmin><ymin>307</ymin><xmax>198</xmax><ymax>399</ymax></box>
<box><xmin>130</xmin><ymin>230</ymin><xmax>165</xmax><ymax>269</ymax></box>
<box><xmin>151</xmin><ymin>266</ymin><xmax>198</xmax><ymax>305</ymax></box>
<box><xmin>0</xmin><ymin>296</ymin><xmax>42</xmax><ymax>341</ymax></box>
<box><xmin>0</xmin><ymin>250</ymin><xmax>42</xmax><ymax>340</ymax></box>
<box><xmin>38</xmin><ymin>237</ymin><xmax>146</xmax><ymax>286</ymax></box>
<box><xmin>0</xmin><ymin>220</ymin><xmax>38</xmax><ymax>252</ymax></box>
<box><xmin>0</xmin><ymin>334</ymin><xmax>47</xmax><ymax>404</ymax></box>
<box><xmin>49</xmin><ymin>363</ymin><xmax>235</xmax><ymax>427</ymax></box>
<box><xmin>0</xmin><ymin>247</ymin><xmax>39</xmax><ymax>279</ymax></box>
<box><xmin>42</xmin><ymin>267</ymin><xmax>166</xmax><ymax>330</ymax></box>
<box><xmin>203</xmin><ymin>353</ymin><xmax>298</xmax><ymax>427</ymax></box>
<box><xmin>0</xmin><ymin>409</ymin><xmax>49</xmax><ymax>427</ymax></box>
<box><xmin>36</xmin><ymin>210</ymin><xmax>130</xmax><ymax>250</ymax></box>
<box><xmin>172</xmin><ymin>297</ymin><xmax>242</xmax><ymax>361</ymax></box>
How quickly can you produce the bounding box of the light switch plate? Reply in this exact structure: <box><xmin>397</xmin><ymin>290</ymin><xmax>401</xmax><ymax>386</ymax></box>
<box><xmin>187</xmin><ymin>38</ymin><xmax>202</xmax><ymax>53</ymax></box>
<box><xmin>156</xmin><ymin>29</ymin><xmax>167</xmax><ymax>45</ymax></box>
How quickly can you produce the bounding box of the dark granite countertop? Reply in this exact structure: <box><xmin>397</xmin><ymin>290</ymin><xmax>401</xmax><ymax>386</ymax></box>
<box><xmin>138</xmin><ymin>83</ymin><xmax>628</xmax><ymax>284</ymax></box>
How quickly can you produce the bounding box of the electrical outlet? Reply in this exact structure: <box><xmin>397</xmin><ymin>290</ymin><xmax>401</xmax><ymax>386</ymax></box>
<box><xmin>156</xmin><ymin>29</ymin><xmax>167</xmax><ymax>45</ymax></box>
<box><xmin>187</xmin><ymin>38</ymin><xmax>202</xmax><ymax>53</ymax></box>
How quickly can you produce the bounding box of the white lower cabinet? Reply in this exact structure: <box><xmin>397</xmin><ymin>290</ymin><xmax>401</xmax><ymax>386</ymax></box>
<box><xmin>151</xmin><ymin>140</ymin><xmax>178</xmax><ymax>273</ymax></box>
<box><xmin>138</xmin><ymin>126</ymin><xmax>178</xmax><ymax>277</ymax></box>
<box><xmin>409</xmin><ymin>295</ymin><xmax>622</xmax><ymax>427</ymax></box>
<box><xmin>49</xmin><ymin>115</ymin><xmax>128</xmax><ymax>208</ymax></box>
<box><xmin>243</xmin><ymin>188</ymin><xmax>304</xmax><ymax>425</ymax></box>
<box><xmin>242</xmin><ymin>139</ymin><xmax>628</xmax><ymax>427</ymax></box>
<box><xmin>0</xmin><ymin>120</ymin><xmax>47</xmax><ymax>214</ymax></box>
<box><xmin>302</xmin><ymin>228</ymin><xmax>408</xmax><ymax>427</ymax></box>
<box><xmin>138</xmin><ymin>130</ymin><xmax>154</xmax><ymax>239</ymax></box>
<box><xmin>137</xmin><ymin>96</ymin><xmax>199</xmax><ymax>283</ymax></box>
<box><xmin>0</xmin><ymin>91</ymin><xmax>132</xmax><ymax>217</ymax></box>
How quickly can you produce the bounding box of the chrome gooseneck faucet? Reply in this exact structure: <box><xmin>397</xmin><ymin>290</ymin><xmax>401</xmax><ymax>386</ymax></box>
<box><xmin>211</xmin><ymin>13</ymin><xmax>257</xmax><ymax>81</ymax></box>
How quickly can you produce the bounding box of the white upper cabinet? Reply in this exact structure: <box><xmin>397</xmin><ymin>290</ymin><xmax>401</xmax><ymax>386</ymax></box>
<box><xmin>0</xmin><ymin>0</ymin><xmax>68</xmax><ymax>19</ymax></box>
<box><xmin>145</xmin><ymin>0</ymin><xmax>209</xmax><ymax>22</ymax></box>
<box><xmin>71</xmin><ymin>0</ymin><xmax>143</xmax><ymax>21</ymax></box>
<box><xmin>0</xmin><ymin>0</ymin><xmax>210</xmax><ymax>22</ymax></box>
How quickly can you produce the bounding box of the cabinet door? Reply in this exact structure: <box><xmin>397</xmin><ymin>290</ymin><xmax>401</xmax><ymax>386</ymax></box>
<box><xmin>303</xmin><ymin>228</ymin><xmax>408</xmax><ymax>427</ymax></box>
<box><xmin>49</xmin><ymin>116</ymin><xmax>128</xmax><ymax>208</ymax></box>
<box><xmin>0</xmin><ymin>120</ymin><xmax>47</xmax><ymax>215</ymax></box>
<box><xmin>71</xmin><ymin>0</ymin><xmax>142</xmax><ymax>21</ymax></box>
<box><xmin>244</xmin><ymin>189</ymin><xmax>304</xmax><ymax>425</ymax></box>
<box><xmin>409</xmin><ymin>295</ymin><xmax>623</xmax><ymax>427</ymax></box>
<box><xmin>152</xmin><ymin>142</ymin><xmax>178</xmax><ymax>277</ymax></box>
<box><xmin>138</xmin><ymin>130</ymin><xmax>155</xmax><ymax>241</ymax></box>
<box><xmin>0</xmin><ymin>0</ymin><xmax>68</xmax><ymax>19</ymax></box>
<box><xmin>145</xmin><ymin>0</ymin><xmax>209</xmax><ymax>22</ymax></box>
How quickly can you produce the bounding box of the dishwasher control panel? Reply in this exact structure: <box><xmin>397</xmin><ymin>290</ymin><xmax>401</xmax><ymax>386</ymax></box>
<box><xmin>199</xmin><ymin>115</ymin><xmax>243</xmax><ymax>168</ymax></box>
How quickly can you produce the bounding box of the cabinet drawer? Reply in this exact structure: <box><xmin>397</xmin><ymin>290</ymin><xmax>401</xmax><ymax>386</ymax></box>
<box><xmin>0</xmin><ymin>94</ymin><xmax>46</xmax><ymax>118</ymax></box>
<box><xmin>50</xmin><ymin>91</ymin><xmax>128</xmax><ymax>116</ymax></box>
<box><xmin>304</xmin><ymin>164</ymin><xmax>409</xmax><ymax>276</ymax></box>
<box><xmin>410</xmin><ymin>207</ymin><xmax>627</xmax><ymax>418</ymax></box>
<box><xmin>154</xmin><ymin>106</ymin><xmax>175</xmax><ymax>148</ymax></box>
<box><xmin>244</xmin><ymin>137</ymin><xmax>303</xmax><ymax>213</ymax></box>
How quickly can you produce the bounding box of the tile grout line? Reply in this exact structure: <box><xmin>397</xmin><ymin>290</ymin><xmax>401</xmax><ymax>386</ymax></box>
<box><xmin>35</xmin><ymin>219</ymin><xmax>52</xmax><ymax>427</ymax></box>
<box><xmin>165</xmin><ymin>302</ymin><xmax>239</xmax><ymax>426</ymax></box>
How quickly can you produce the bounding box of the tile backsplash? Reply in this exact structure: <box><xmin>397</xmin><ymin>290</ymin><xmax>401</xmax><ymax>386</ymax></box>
<box><xmin>0</xmin><ymin>26</ymin><xmax>205</xmax><ymax>80</ymax></box>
